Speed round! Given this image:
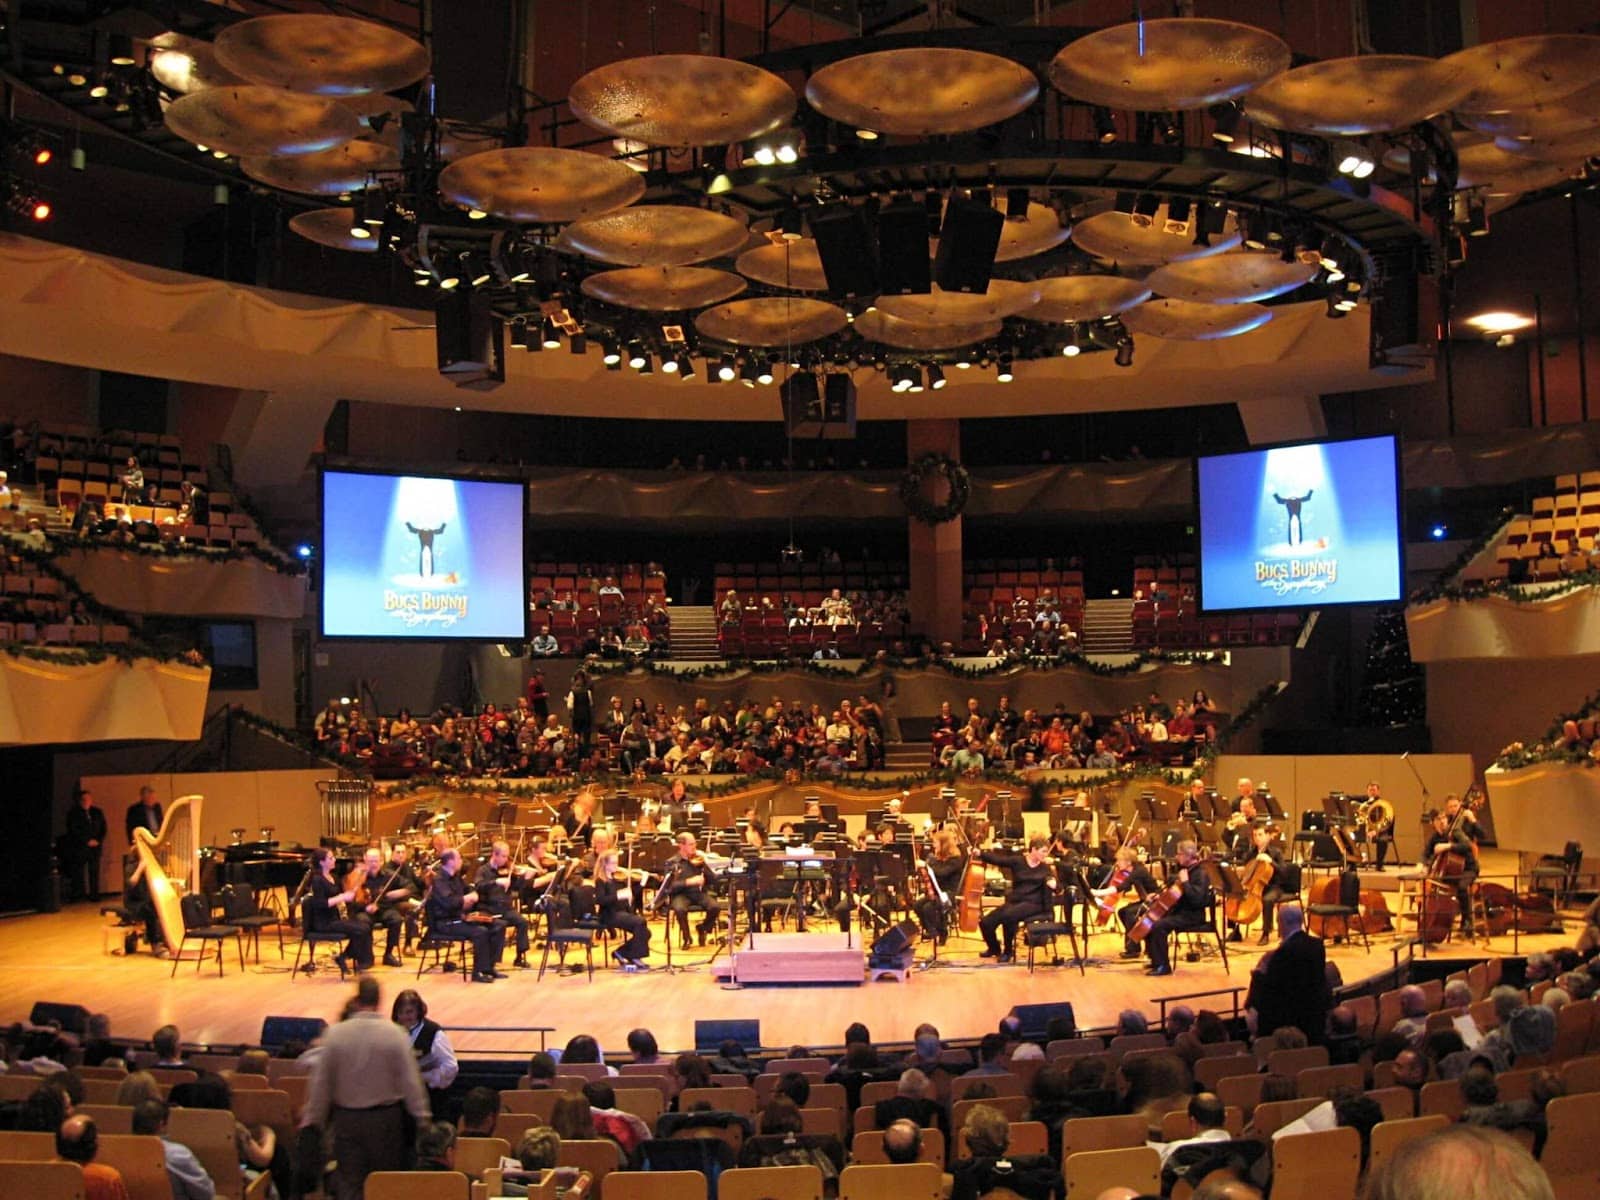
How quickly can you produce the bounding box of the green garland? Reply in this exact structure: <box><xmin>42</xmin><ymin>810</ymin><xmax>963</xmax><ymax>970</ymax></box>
<box><xmin>1421</xmin><ymin>569</ymin><xmax>1600</xmax><ymax>607</ymax></box>
<box><xmin>581</xmin><ymin>648</ymin><xmax>1227</xmax><ymax>683</ymax></box>
<box><xmin>1408</xmin><ymin>507</ymin><xmax>1515</xmax><ymax>603</ymax></box>
<box><xmin>900</xmin><ymin>453</ymin><xmax>971</xmax><ymax>525</ymax></box>
<box><xmin>0</xmin><ymin>640</ymin><xmax>204</xmax><ymax>668</ymax></box>
<box><xmin>1199</xmin><ymin>680</ymin><xmax>1286</xmax><ymax>760</ymax></box>
<box><xmin>1492</xmin><ymin>686</ymin><xmax>1600</xmax><ymax>771</ymax></box>
<box><xmin>50</xmin><ymin>537</ymin><xmax>306</xmax><ymax>577</ymax></box>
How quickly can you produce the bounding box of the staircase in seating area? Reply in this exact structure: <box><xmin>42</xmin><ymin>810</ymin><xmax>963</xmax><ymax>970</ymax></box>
<box><xmin>668</xmin><ymin>605</ymin><xmax>723</xmax><ymax>661</ymax></box>
<box><xmin>883</xmin><ymin>740</ymin><xmax>931</xmax><ymax>772</ymax></box>
<box><xmin>1081</xmin><ymin>598</ymin><xmax>1135</xmax><ymax>653</ymax></box>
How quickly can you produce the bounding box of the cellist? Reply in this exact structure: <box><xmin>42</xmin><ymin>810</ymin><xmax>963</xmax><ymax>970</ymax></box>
<box><xmin>1226</xmin><ymin>823</ymin><xmax>1285</xmax><ymax>946</ymax></box>
<box><xmin>1097</xmin><ymin>843</ymin><xmax>1160</xmax><ymax>962</ymax></box>
<box><xmin>1425</xmin><ymin>804</ymin><xmax>1478</xmax><ymax>937</ymax></box>
<box><xmin>1135</xmin><ymin>840</ymin><xmax>1213</xmax><ymax>978</ymax></box>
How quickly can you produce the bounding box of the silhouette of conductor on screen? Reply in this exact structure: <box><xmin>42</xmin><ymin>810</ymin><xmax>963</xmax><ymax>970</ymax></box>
<box><xmin>1272</xmin><ymin>490</ymin><xmax>1313</xmax><ymax>547</ymax></box>
<box><xmin>405</xmin><ymin>521</ymin><xmax>447</xmax><ymax>577</ymax></box>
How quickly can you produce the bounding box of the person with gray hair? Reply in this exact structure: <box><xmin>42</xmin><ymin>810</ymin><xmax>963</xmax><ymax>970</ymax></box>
<box><xmin>1246</xmin><ymin>902</ymin><xmax>1329</xmax><ymax>1044</ymax></box>
<box><xmin>1506</xmin><ymin>1005</ymin><xmax>1557</xmax><ymax>1063</ymax></box>
<box><xmin>874</xmin><ymin>1066</ymin><xmax>945</xmax><ymax>1134</ymax></box>
<box><xmin>1363</xmin><ymin>1125</ymin><xmax>1553</xmax><ymax>1200</ymax></box>
<box><xmin>1165</xmin><ymin>1005</ymin><xmax>1196</xmax><ymax>1037</ymax></box>
<box><xmin>414</xmin><ymin>1122</ymin><xmax>456</xmax><ymax>1171</ymax></box>
<box><xmin>1491</xmin><ymin>985</ymin><xmax>1526</xmax><ymax>1024</ymax></box>
<box><xmin>1540</xmin><ymin>987</ymin><xmax>1570</xmax><ymax>1012</ymax></box>
<box><xmin>1117</xmin><ymin>1009</ymin><xmax>1149</xmax><ymax>1036</ymax></box>
<box><xmin>1391</xmin><ymin>986</ymin><xmax>1430</xmax><ymax>1047</ymax></box>
<box><xmin>1444</xmin><ymin>980</ymin><xmax>1473</xmax><ymax>1010</ymax></box>
<box><xmin>882</xmin><ymin>1117</ymin><xmax>923</xmax><ymax>1164</ymax></box>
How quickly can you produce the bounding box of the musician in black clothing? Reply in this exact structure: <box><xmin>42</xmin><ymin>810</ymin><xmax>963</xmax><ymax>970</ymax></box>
<box><xmin>560</xmin><ymin>789</ymin><xmax>599</xmax><ymax>847</ymax></box>
<box><xmin>370</xmin><ymin>843</ymin><xmax>421</xmax><ymax>967</ymax></box>
<box><xmin>977</xmin><ymin>835</ymin><xmax>1056</xmax><ymax>963</ymax></box>
<box><xmin>64</xmin><ymin>788</ymin><xmax>108</xmax><ymax>901</ymax></box>
<box><xmin>1424</xmin><ymin>803</ymin><xmax>1479</xmax><ymax>936</ymax></box>
<box><xmin>425</xmin><ymin>848</ymin><xmax>506</xmax><ymax>983</ymax></box>
<box><xmin>595</xmin><ymin>850</ymin><xmax>650</xmax><ymax>966</ymax></box>
<box><xmin>475</xmin><ymin>840</ymin><xmax>534</xmax><ymax>968</ymax></box>
<box><xmin>915</xmin><ymin>827</ymin><xmax>966</xmax><ymax>943</ymax></box>
<box><xmin>1227</xmin><ymin>823</ymin><xmax>1287</xmax><ymax>946</ymax></box>
<box><xmin>305</xmin><ymin>848</ymin><xmax>374</xmax><ymax>972</ymax></box>
<box><xmin>661</xmin><ymin>831</ymin><xmax>721</xmax><ymax>948</ymax></box>
<box><xmin>1140</xmin><ymin>841</ymin><xmax>1213</xmax><ymax>977</ymax></box>
<box><xmin>1099</xmin><ymin>845</ymin><xmax>1161</xmax><ymax>960</ymax></box>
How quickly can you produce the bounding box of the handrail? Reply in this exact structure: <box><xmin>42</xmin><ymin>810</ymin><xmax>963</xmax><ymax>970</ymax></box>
<box><xmin>1153</xmin><ymin>987</ymin><xmax>1247</xmax><ymax>1027</ymax></box>
<box><xmin>439</xmin><ymin>1025</ymin><xmax>558</xmax><ymax>1054</ymax></box>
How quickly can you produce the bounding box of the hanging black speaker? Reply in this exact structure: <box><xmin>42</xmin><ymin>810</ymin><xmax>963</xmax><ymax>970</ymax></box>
<box><xmin>877</xmin><ymin>196</ymin><xmax>932</xmax><ymax>296</ymax></box>
<box><xmin>933</xmin><ymin>194</ymin><xmax>1004</xmax><ymax>293</ymax></box>
<box><xmin>809</xmin><ymin>203</ymin><xmax>879</xmax><ymax>298</ymax></box>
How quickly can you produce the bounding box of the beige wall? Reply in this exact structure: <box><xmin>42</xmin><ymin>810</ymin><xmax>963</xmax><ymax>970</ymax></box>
<box><xmin>82</xmin><ymin>768</ymin><xmax>327</xmax><ymax>895</ymax></box>
<box><xmin>1216</xmin><ymin>753</ymin><xmax>1475</xmax><ymax>864</ymax></box>
<box><xmin>1425</xmin><ymin>655</ymin><xmax>1600</xmax><ymax>778</ymax></box>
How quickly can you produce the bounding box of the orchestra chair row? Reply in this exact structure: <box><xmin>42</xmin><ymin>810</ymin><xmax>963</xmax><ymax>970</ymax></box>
<box><xmin>0</xmin><ymin>1127</ymin><xmax>265</xmax><ymax>1200</ymax></box>
<box><xmin>850</xmin><ymin>1127</ymin><xmax>947</xmax><ymax>1166</ymax></box>
<box><xmin>721</xmin><ymin>1164</ymin><xmax>824</xmax><ymax>1200</ymax></box>
<box><xmin>0</xmin><ymin>1161</ymin><xmax>87</xmax><ymax>1200</ymax></box>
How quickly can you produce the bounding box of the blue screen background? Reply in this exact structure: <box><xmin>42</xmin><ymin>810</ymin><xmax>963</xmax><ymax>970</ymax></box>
<box><xmin>320</xmin><ymin>471</ymin><xmax>527</xmax><ymax>639</ymax></box>
<box><xmin>1197</xmin><ymin>435</ymin><xmax>1401</xmax><ymax>611</ymax></box>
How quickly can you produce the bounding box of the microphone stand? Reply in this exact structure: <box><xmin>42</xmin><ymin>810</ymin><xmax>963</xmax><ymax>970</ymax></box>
<box><xmin>1402</xmin><ymin>751</ymin><xmax>1431</xmax><ymax>859</ymax></box>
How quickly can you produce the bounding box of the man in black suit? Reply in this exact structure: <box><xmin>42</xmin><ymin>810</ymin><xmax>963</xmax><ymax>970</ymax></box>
<box><xmin>64</xmin><ymin>788</ymin><xmax>108</xmax><ymax>901</ymax></box>
<box><xmin>1245</xmin><ymin>903</ymin><xmax>1330</xmax><ymax>1044</ymax></box>
<box><xmin>125</xmin><ymin>786</ymin><xmax>162</xmax><ymax>846</ymax></box>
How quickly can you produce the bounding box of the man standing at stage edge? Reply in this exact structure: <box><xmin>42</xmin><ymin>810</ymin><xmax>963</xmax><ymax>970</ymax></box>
<box><xmin>302</xmin><ymin>977</ymin><xmax>430</xmax><ymax>1200</ymax></box>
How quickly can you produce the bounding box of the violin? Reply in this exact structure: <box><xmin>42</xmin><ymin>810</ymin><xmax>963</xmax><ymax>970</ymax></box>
<box><xmin>345</xmin><ymin>865</ymin><xmax>374</xmax><ymax>909</ymax></box>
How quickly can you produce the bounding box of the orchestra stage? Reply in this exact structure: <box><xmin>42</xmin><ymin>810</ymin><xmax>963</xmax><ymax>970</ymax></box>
<box><xmin>0</xmin><ymin>885</ymin><xmax>1572</xmax><ymax>1058</ymax></box>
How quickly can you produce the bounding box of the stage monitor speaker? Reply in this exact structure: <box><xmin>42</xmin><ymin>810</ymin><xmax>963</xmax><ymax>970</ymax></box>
<box><xmin>809</xmin><ymin>203</ymin><xmax>878</xmax><ymax>298</ymax></box>
<box><xmin>261</xmin><ymin>1015</ymin><xmax>329</xmax><ymax>1048</ymax></box>
<box><xmin>871</xmin><ymin>921</ymin><xmax>918</xmax><ymax>958</ymax></box>
<box><xmin>933</xmin><ymin>194</ymin><xmax>1004</xmax><ymax>293</ymax></box>
<box><xmin>435</xmin><ymin>290</ymin><xmax>503</xmax><ymax>383</ymax></box>
<box><xmin>695</xmin><ymin>1018</ymin><xmax>760</xmax><ymax>1053</ymax></box>
<box><xmin>782</xmin><ymin>372</ymin><xmax>856</xmax><ymax>439</ymax></box>
<box><xmin>29</xmin><ymin>1001</ymin><xmax>90</xmax><ymax>1035</ymax></box>
<box><xmin>877</xmin><ymin>197</ymin><xmax>932</xmax><ymax>295</ymax></box>
<box><xmin>1007</xmin><ymin>1001</ymin><xmax>1076</xmax><ymax>1041</ymax></box>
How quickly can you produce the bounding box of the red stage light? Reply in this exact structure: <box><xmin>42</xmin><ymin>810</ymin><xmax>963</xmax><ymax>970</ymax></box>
<box><xmin>30</xmin><ymin>201</ymin><xmax>52</xmax><ymax>222</ymax></box>
<box><xmin>33</xmin><ymin>148</ymin><xmax>53</xmax><ymax>167</ymax></box>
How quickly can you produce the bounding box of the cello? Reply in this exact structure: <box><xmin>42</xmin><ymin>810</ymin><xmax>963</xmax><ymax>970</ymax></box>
<box><xmin>1093</xmin><ymin>825</ymin><xmax>1146</xmax><ymax>926</ymax></box>
<box><xmin>1129</xmin><ymin>849</ymin><xmax>1205</xmax><ymax>942</ymax></box>
<box><xmin>1225</xmin><ymin>826</ymin><xmax>1279</xmax><ymax>928</ymax></box>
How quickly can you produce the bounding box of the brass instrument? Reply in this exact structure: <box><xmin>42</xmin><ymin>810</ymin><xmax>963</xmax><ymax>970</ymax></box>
<box><xmin>1354</xmin><ymin>797</ymin><xmax>1394</xmax><ymax>836</ymax></box>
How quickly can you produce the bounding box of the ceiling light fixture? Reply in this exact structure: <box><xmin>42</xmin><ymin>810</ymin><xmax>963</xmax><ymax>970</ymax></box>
<box><xmin>718</xmin><ymin>354</ymin><xmax>737</xmax><ymax>382</ymax></box>
<box><xmin>541</xmin><ymin>318</ymin><xmax>561</xmax><ymax>349</ymax></box>
<box><xmin>996</xmin><ymin>355</ymin><xmax>1014</xmax><ymax>383</ymax></box>
<box><xmin>1163</xmin><ymin>197</ymin><xmax>1192</xmax><ymax>235</ymax></box>
<box><xmin>1131</xmin><ymin>194</ymin><xmax>1161</xmax><ymax>228</ymax></box>
<box><xmin>1465</xmin><ymin>311</ymin><xmax>1532</xmax><ymax>334</ymax></box>
<box><xmin>1092</xmin><ymin>107</ymin><xmax>1117</xmax><ymax>144</ymax></box>
<box><xmin>1208</xmin><ymin>102</ymin><xmax>1242</xmax><ymax>144</ymax></box>
<box><xmin>1114</xmin><ymin>336</ymin><xmax>1135</xmax><ymax>368</ymax></box>
<box><xmin>927</xmin><ymin>363</ymin><xmax>946</xmax><ymax>389</ymax></box>
<box><xmin>1334</xmin><ymin>139</ymin><xmax>1376</xmax><ymax>179</ymax></box>
<box><xmin>627</xmin><ymin>342</ymin><xmax>647</xmax><ymax>369</ymax></box>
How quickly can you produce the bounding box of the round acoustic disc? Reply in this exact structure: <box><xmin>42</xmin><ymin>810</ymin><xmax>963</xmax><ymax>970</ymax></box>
<box><xmin>241</xmin><ymin>139</ymin><xmax>400</xmax><ymax>195</ymax></box>
<box><xmin>557</xmin><ymin>206</ymin><xmax>749</xmax><ymax>267</ymax></box>
<box><xmin>1047</xmin><ymin>19</ymin><xmax>1290</xmax><ymax>110</ymax></box>
<box><xmin>1121</xmin><ymin>297</ymin><xmax>1273</xmax><ymax>340</ymax></box>
<box><xmin>438</xmin><ymin>147</ymin><xmax>646</xmax><ymax>224</ymax></box>
<box><xmin>853</xmin><ymin>309</ymin><xmax>1002</xmax><ymax>351</ymax></box>
<box><xmin>581</xmin><ymin>267</ymin><xmax>747</xmax><ymax>311</ymax></box>
<box><xmin>1444</xmin><ymin>34</ymin><xmax>1600</xmax><ymax>114</ymax></box>
<box><xmin>147</xmin><ymin>37</ymin><xmax>243</xmax><ymax>94</ymax></box>
<box><xmin>215</xmin><ymin>14</ymin><xmax>430</xmax><ymax>97</ymax></box>
<box><xmin>164</xmin><ymin>85</ymin><xmax>361</xmax><ymax>157</ymax></box>
<box><xmin>736</xmin><ymin>239</ymin><xmax>829</xmax><ymax>291</ymax></box>
<box><xmin>569</xmin><ymin>54</ymin><xmax>796</xmax><ymax>147</ymax></box>
<box><xmin>289</xmin><ymin>207</ymin><xmax>380</xmax><ymax>252</ymax></box>
<box><xmin>1070</xmin><ymin>208</ymin><xmax>1240</xmax><ymax>266</ymax></box>
<box><xmin>1457</xmin><ymin>80</ymin><xmax>1600</xmax><ymax>140</ymax></box>
<box><xmin>875</xmin><ymin>281</ymin><xmax>1041</xmax><ymax>325</ymax></box>
<box><xmin>1026</xmin><ymin>276</ymin><xmax>1153</xmax><ymax>323</ymax></box>
<box><xmin>1244</xmin><ymin>55</ymin><xmax>1472</xmax><ymax>135</ymax></box>
<box><xmin>1147</xmin><ymin>252</ymin><xmax>1319</xmax><ymax>305</ymax></box>
<box><xmin>806</xmin><ymin>48</ymin><xmax>1039</xmax><ymax>136</ymax></box>
<box><xmin>695</xmin><ymin>298</ymin><xmax>848</xmax><ymax>347</ymax></box>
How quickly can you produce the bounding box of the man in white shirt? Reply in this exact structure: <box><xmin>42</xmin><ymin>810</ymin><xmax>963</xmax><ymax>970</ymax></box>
<box><xmin>133</xmin><ymin>1097</ymin><xmax>214</xmax><ymax>1200</ymax></box>
<box><xmin>1151</xmin><ymin>1092</ymin><xmax>1233</xmax><ymax>1163</ymax></box>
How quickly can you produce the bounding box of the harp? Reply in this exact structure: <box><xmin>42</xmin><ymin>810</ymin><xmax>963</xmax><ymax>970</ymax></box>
<box><xmin>131</xmin><ymin>794</ymin><xmax>204</xmax><ymax>953</ymax></box>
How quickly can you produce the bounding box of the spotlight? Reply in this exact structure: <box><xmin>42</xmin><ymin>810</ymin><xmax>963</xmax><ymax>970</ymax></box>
<box><xmin>890</xmin><ymin>365</ymin><xmax>912</xmax><ymax>393</ymax></box>
<box><xmin>514</xmin><ymin>321</ymin><xmax>537</xmax><ymax>351</ymax></box>
<box><xmin>1005</xmin><ymin>188</ymin><xmax>1030</xmax><ymax>219</ymax></box>
<box><xmin>359</xmin><ymin>188</ymin><xmax>386</xmax><ymax>226</ymax></box>
<box><xmin>1113</xmin><ymin>191</ymin><xmax>1136</xmax><ymax>216</ymax></box>
<box><xmin>1335</xmin><ymin>139</ymin><xmax>1376</xmax><ymax>179</ymax></box>
<box><xmin>1319</xmin><ymin>237</ymin><xmax>1343</xmax><ymax>275</ymax></box>
<box><xmin>1208</xmin><ymin>102</ymin><xmax>1241</xmax><ymax>144</ymax></box>
<box><xmin>295</xmin><ymin>543</ymin><xmax>314</xmax><ymax>559</ymax></box>
<box><xmin>906</xmin><ymin>366</ymin><xmax>925</xmax><ymax>394</ymax></box>
<box><xmin>88</xmin><ymin>78</ymin><xmax>110</xmax><ymax>100</ymax></box>
<box><xmin>1163</xmin><ymin>197</ymin><xmax>1192</xmax><ymax>235</ymax></box>
<box><xmin>636</xmin><ymin>352</ymin><xmax>654</xmax><ymax>375</ymax></box>
<box><xmin>569</xmin><ymin>333</ymin><xmax>587</xmax><ymax>355</ymax></box>
<box><xmin>955</xmin><ymin>356</ymin><xmax>973</xmax><ymax>370</ymax></box>
<box><xmin>855</xmin><ymin>127</ymin><xmax>879</xmax><ymax>141</ymax></box>
<box><xmin>1324</xmin><ymin>294</ymin><xmax>1349</xmax><ymax>319</ymax></box>
<box><xmin>1430</xmin><ymin>524</ymin><xmax>1448</xmax><ymax>540</ymax></box>
<box><xmin>1242</xmin><ymin>211</ymin><xmax>1272</xmax><ymax>251</ymax></box>
<box><xmin>1155</xmin><ymin>112</ymin><xmax>1182</xmax><ymax>145</ymax></box>
<box><xmin>601</xmin><ymin>337</ymin><xmax>621</xmax><ymax>366</ymax></box>
<box><xmin>108</xmin><ymin>35</ymin><xmax>136</xmax><ymax>67</ymax></box>
<box><xmin>927</xmin><ymin>363</ymin><xmax>946</xmax><ymax>389</ymax></box>
<box><xmin>9</xmin><ymin>191</ymin><xmax>52</xmax><ymax>222</ymax></box>
<box><xmin>746</xmin><ymin>127</ymin><xmax>801</xmax><ymax>166</ymax></box>
<box><xmin>1193</xmin><ymin>200</ymin><xmax>1226</xmax><ymax>247</ymax></box>
<box><xmin>1062</xmin><ymin>328</ymin><xmax>1081</xmax><ymax>357</ymax></box>
<box><xmin>1131</xmin><ymin>194</ymin><xmax>1161</xmax><ymax>228</ymax></box>
<box><xmin>1466</xmin><ymin>194</ymin><xmax>1489</xmax><ymax>237</ymax></box>
<box><xmin>1114</xmin><ymin>336</ymin><xmax>1135</xmax><ymax>368</ymax></box>
<box><xmin>718</xmin><ymin>355</ymin><xmax>738</xmax><ymax>382</ymax></box>
<box><xmin>757</xmin><ymin>358</ymin><xmax>774</xmax><ymax>386</ymax></box>
<box><xmin>661</xmin><ymin>354</ymin><xmax>679</xmax><ymax>374</ymax></box>
<box><xmin>676</xmin><ymin>353</ymin><xmax>696</xmax><ymax>380</ymax></box>
<box><xmin>996</xmin><ymin>355</ymin><xmax>1014</xmax><ymax>383</ymax></box>
<box><xmin>1092</xmin><ymin>107</ymin><xmax>1118</xmax><ymax>144</ymax></box>
<box><xmin>541</xmin><ymin>318</ymin><xmax>561</xmax><ymax>349</ymax></box>
<box><xmin>627</xmin><ymin>343</ymin><xmax>648</xmax><ymax>370</ymax></box>
<box><xmin>740</xmin><ymin>360</ymin><xmax>760</xmax><ymax>387</ymax></box>
<box><xmin>778</xmin><ymin>208</ymin><xmax>804</xmax><ymax>240</ymax></box>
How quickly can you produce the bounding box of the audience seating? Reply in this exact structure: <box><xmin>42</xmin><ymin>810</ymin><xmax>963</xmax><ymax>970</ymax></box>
<box><xmin>837</xmin><ymin>1161</ymin><xmax>941</xmax><ymax>1200</ymax></box>
<box><xmin>1542</xmin><ymin>1091</ymin><xmax>1600</xmax><ymax>1200</ymax></box>
<box><xmin>849</xmin><ymin>1128</ymin><xmax>946</xmax><ymax>1166</ymax></box>
<box><xmin>1366</xmin><ymin>1115</ymin><xmax>1448</xmax><ymax>1178</ymax></box>
<box><xmin>166</xmin><ymin>1107</ymin><xmax>242</xmax><ymax>1200</ymax></box>
<box><xmin>0</xmin><ymin>1161</ymin><xmax>85</xmax><ymax>1200</ymax></box>
<box><xmin>93</xmin><ymin>1133</ymin><xmax>169</xmax><ymax>1200</ymax></box>
<box><xmin>606</xmin><ymin>1170</ymin><xmax>705</xmax><ymax>1200</ymax></box>
<box><xmin>1064</xmin><ymin>1146</ymin><xmax>1161</xmax><ymax>1198</ymax></box>
<box><xmin>1059</xmin><ymin>1114</ymin><xmax>1146</xmax><ymax>1156</ymax></box>
<box><xmin>1418</xmin><ymin>1079</ymin><xmax>1466</xmax><ymax>1121</ymax></box>
<box><xmin>362</xmin><ymin>1171</ymin><xmax>469</xmax><ymax>1200</ymax></box>
<box><xmin>718</xmin><ymin>1164</ymin><xmax>822</xmax><ymax>1200</ymax></box>
<box><xmin>1247</xmin><ymin>1098</ymin><xmax>1320</xmax><ymax>1137</ymax></box>
<box><xmin>1364</xmin><ymin>1087</ymin><xmax>1417</xmax><ymax>1123</ymax></box>
<box><xmin>1269</xmin><ymin>1125</ymin><xmax>1360</xmax><ymax>1200</ymax></box>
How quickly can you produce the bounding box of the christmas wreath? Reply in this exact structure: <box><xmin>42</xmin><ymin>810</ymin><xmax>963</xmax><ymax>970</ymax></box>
<box><xmin>900</xmin><ymin>453</ymin><xmax>971</xmax><ymax>525</ymax></box>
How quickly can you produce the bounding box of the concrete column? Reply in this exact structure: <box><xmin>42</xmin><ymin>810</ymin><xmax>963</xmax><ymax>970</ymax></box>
<box><xmin>906</xmin><ymin>418</ymin><xmax>964</xmax><ymax>650</ymax></box>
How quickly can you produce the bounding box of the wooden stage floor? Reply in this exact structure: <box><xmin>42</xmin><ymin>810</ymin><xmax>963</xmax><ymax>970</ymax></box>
<box><xmin>0</xmin><ymin>901</ymin><xmax>1570</xmax><ymax>1057</ymax></box>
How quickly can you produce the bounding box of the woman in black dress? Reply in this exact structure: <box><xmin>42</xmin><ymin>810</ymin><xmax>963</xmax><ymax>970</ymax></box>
<box><xmin>566</xmin><ymin>670</ymin><xmax>593</xmax><ymax>756</ymax></box>
<box><xmin>306</xmin><ymin>847</ymin><xmax>374</xmax><ymax>971</ymax></box>
<box><xmin>594</xmin><ymin>850</ymin><xmax>650</xmax><ymax>968</ymax></box>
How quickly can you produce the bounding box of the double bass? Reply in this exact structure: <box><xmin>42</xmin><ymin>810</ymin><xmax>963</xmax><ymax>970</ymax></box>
<box><xmin>1225</xmin><ymin>826</ymin><xmax>1279</xmax><ymax>928</ymax></box>
<box><xmin>1479</xmin><ymin>882</ymin><xmax>1561</xmax><ymax>935</ymax></box>
<box><xmin>1304</xmin><ymin>872</ymin><xmax>1395</xmax><ymax>939</ymax></box>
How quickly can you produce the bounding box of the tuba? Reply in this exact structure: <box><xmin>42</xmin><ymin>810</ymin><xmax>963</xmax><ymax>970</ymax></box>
<box><xmin>1355</xmin><ymin>797</ymin><xmax>1394</xmax><ymax>836</ymax></box>
<box><xmin>130</xmin><ymin>794</ymin><xmax>204</xmax><ymax>953</ymax></box>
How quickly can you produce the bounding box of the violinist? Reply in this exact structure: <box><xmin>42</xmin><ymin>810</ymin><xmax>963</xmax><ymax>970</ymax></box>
<box><xmin>1424</xmin><ymin>803</ymin><xmax>1478</xmax><ymax>936</ymax></box>
<box><xmin>1098</xmin><ymin>845</ymin><xmax>1160</xmax><ymax>961</ymax></box>
<box><xmin>522</xmin><ymin>833</ymin><xmax>571</xmax><ymax>915</ymax></box>
<box><xmin>367</xmin><ymin>844</ymin><xmax>422</xmax><ymax>968</ymax></box>
<box><xmin>307</xmin><ymin>847</ymin><xmax>374</xmax><ymax>972</ymax></box>
<box><xmin>1227</xmin><ymin>824</ymin><xmax>1285</xmax><ymax>947</ymax></box>
<box><xmin>422</xmin><ymin>830</ymin><xmax>453</xmax><ymax>885</ymax></box>
<box><xmin>475</xmin><ymin>840</ymin><xmax>533</xmax><ymax>969</ymax></box>
<box><xmin>425</xmin><ymin>848</ymin><xmax>505</xmax><ymax>983</ymax></box>
<box><xmin>1140</xmin><ymin>841</ymin><xmax>1213</xmax><ymax>977</ymax></box>
<box><xmin>915</xmin><ymin>827</ymin><xmax>966</xmax><ymax>944</ymax></box>
<box><xmin>660</xmin><ymin>831</ymin><xmax>721</xmax><ymax>949</ymax></box>
<box><xmin>976</xmin><ymin>834</ymin><xmax>1056</xmax><ymax>963</ymax></box>
<box><xmin>595</xmin><ymin>849</ymin><xmax>651</xmax><ymax>968</ymax></box>
<box><xmin>561</xmin><ymin>788</ymin><xmax>600</xmax><ymax>847</ymax></box>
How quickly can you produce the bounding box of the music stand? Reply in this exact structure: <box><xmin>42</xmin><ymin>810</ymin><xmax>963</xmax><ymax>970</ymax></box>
<box><xmin>1257</xmin><ymin>787</ymin><xmax>1287</xmax><ymax>820</ymax></box>
<box><xmin>487</xmin><ymin>800</ymin><xmax>518</xmax><ymax>826</ymax></box>
<box><xmin>819</xmin><ymin>803</ymin><xmax>839</xmax><ymax>824</ymax></box>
